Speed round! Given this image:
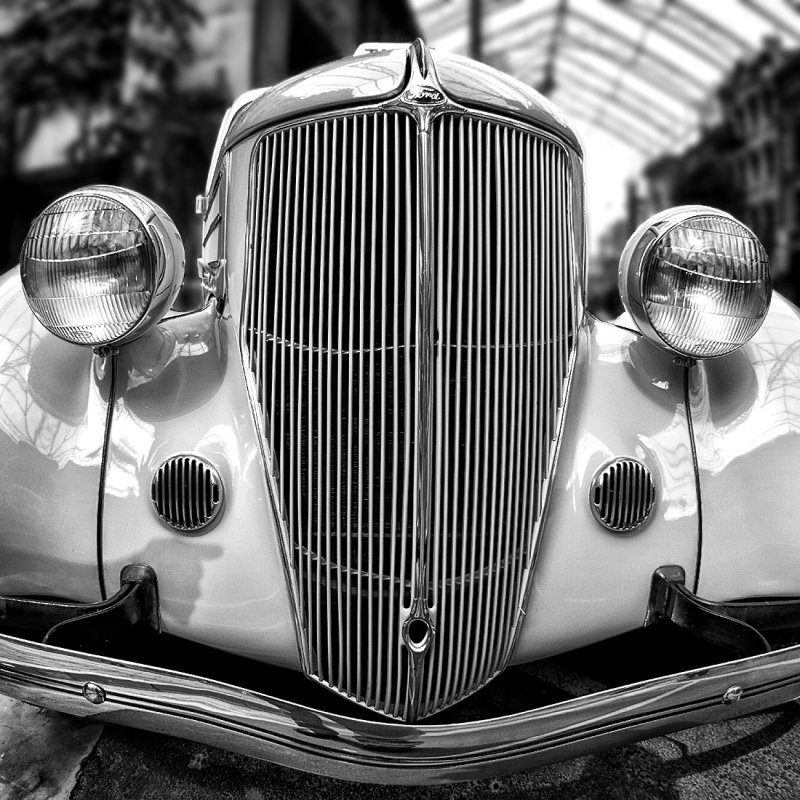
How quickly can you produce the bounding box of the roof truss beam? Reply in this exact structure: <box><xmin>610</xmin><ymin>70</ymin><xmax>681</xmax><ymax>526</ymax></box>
<box><xmin>535</xmin><ymin>48</ymin><xmax>692</xmax><ymax>117</ymax></box>
<box><xmin>566</xmin><ymin>6</ymin><xmax>709</xmax><ymax>89</ymax></box>
<box><xmin>552</xmin><ymin>81</ymin><xmax>674</xmax><ymax>147</ymax></box>
<box><xmin>553</xmin><ymin>33</ymin><xmax>706</xmax><ymax>106</ymax></box>
<box><xmin>612</xmin><ymin>0</ymin><xmax>755</xmax><ymax>55</ymax></box>
<box><xmin>597</xmin><ymin>0</ymin><xmax>733</xmax><ymax>70</ymax></box>
<box><xmin>494</xmin><ymin>27</ymin><xmax>705</xmax><ymax>109</ymax></box>
<box><xmin>481</xmin><ymin>7</ymin><xmax>557</xmax><ymax>60</ymax></box>
<box><xmin>554</xmin><ymin>99</ymin><xmax>663</xmax><ymax>155</ymax></box>
<box><xmin>541</xmin><ymin>0</ymin><xmax>569</xmax><ymax>94</ymax></box>
<box><xmin>484</xmin><ymin>3</ymin><xmax>720</xmax><ymax>89</ymax></box>
<box><xmin>545</xmin><ymin>62</ymin><xmax>692</xmax><ymax>141</ymax></box>
<box><xmin>424</xmin><ymin>0</ymin><xmax>533</xmax><ymax>40</ymax></box>
<box><xmin>738</xmin><ymin>0</ymin><xmax>800</xmax><ymax>40</ymax></box>
<box><xmin>414</xmin><ymin>0</ymin><xmax>800</xmax><ymax>155</ymax></box>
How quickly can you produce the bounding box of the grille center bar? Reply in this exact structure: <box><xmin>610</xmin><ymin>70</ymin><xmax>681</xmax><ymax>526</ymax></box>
<box><xmin>404</xmin><ymin>41</ymin><xmax>439</xmax><ymax>720</ymax></box>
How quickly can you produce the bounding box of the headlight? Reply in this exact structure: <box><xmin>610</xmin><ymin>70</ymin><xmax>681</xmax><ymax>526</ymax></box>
<box><xmin>20</xmin><ymin>185</ymin><xmax>184</xmax><ymax>347</ymax></box>
<box><xmin>618</xmin><ymin>205</ymin><xmax>771</xmax><ymax>359</ymax></box>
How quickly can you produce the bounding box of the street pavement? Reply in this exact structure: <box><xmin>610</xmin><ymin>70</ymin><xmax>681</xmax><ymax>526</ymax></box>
<box><xmin>0</xmin><ymin>698</ymin><xmax>101</xmax><ymax>800</ymax></box>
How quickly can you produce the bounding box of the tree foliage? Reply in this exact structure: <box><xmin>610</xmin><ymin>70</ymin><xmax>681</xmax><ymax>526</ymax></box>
<box><xmin>83</xmin><ymin>0</ymin><xmax>228</xmax><ymax>233</ymax></box>
<box><xmin>0</xmin><ymin>0</ymin><xmax>130</xmax><ymax>108</ymax></box>
<box><xmin>0</xmin><ymin>0</ymin><xmax>229</xmax><ymax>264</ymax></box>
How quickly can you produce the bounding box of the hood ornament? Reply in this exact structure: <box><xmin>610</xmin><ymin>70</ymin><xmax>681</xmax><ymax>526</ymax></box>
<box><xmin>403</xmin><ymin>39</ymin><xmax>446</xmax><ymax>107</ymax></box>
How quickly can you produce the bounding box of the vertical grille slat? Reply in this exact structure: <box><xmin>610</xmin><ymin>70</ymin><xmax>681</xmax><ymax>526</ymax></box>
<box><xmin>322</xmin><ymin>120</ymin><xmax>334</xmax><ymax>685</ymax></box>
<box><xmin>345</xmin><ymin>116</ymin><xmax>357</xmax><ymax>699</ymax></box>
<box><xmin>335</xmin><ymin>119</ymin><xmax>347</xmax><ymax>690</ymax></box>
<box><xmin>451</xmin><ymin>115</ymin><xmax>473</xmax><ymax>705</ymax></box>
<box><xmin>309</xmin><ymin>122</ymin><xmax>322</xmax><ymax>679</ymax></box>
<box><xmin>502</xmin><ymin>130</ymin><xmax>520</xmax><ymax>651</ymax></box>
<box><xmin>384</xmin><ymin>113</ymin><xmax>401</xmax><ymax>714</ymax></box>
<box><xmin>243</xmin><ymin>108</ymin><xmax>577</xmax><ymax>721</ymax></box>
<box><xmin>298</xmin><ymin>125</ymin><xmax>312</xmax><ymax>666</ymax></box>
<box><xmin>511</xmin><ymin>127</ymin><xmax>530</xmax><ymax>641</ymax></box>
<box><xmin>396</xmin><ymin>113</ymin><xmax>417</xmax><ymax>718</ymax></box>
<box><xmin>355</xmin><ymin>114</ymin><xmax>366</xmax><ymax>702</ymax></box>
<box><xmin>256</xmin><ymin>139</ymin><xmax>272</xmax><ymax>462</ymax></box>
<box><xmin>426</xmin><ymin>114</ymin><xmax>448</xmax><ymax>715</ymax></box>
<box><xmin>493</xmin><ymin>125</ymin><xmax>513</xmax><ymax>672</ymax></box>
<box><xmin>463</xmin><ymin>115</ymin><xmax>485</xmax><ymax>699</ymax></box>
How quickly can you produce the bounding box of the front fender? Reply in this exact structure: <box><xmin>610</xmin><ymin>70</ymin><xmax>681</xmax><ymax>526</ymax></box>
<box><xmin>0</xmin><ymin>267</ymin><xmax>300</xmax><ymax>668</ymax></box>
<box><xmin>693</xmin><ymin>292</ymin><xmax>800</xmax><ymax>601</ymax></box>
<box><xmin>0</xmin><ymin>268</ymin><xmax>101</xmax><ymax>601</ymax></box>
<box><xmin>516</xmin><ymin>293</ymin><xmax>800</xmax><ymax>664</ymax></box>
<box><xmin>100</xmin><ymin>304</ymin><xmax>300</xmax><ymax>668</ymax></box>
<box><xmin>514</xmin><ymin>315</ymin><xmax>700</xmax><ymax>662</ymax></box>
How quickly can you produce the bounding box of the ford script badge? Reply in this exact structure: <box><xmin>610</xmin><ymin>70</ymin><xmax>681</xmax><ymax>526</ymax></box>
<box><xmin>404</xmin><ymin>86</ymin><xmax>445</xmax><ymax>104</ymax></box>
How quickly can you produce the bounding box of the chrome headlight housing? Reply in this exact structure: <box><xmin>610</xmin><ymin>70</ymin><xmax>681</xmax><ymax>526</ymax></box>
<box><xmin>618</xmin><ymin>205</ymin><xmax>771</xmax><ymax>359</ymax></box>
<box><xmin>20</xmin><ymin>185</ymin><xmax>185</xmax><ymax>347</ymax></box>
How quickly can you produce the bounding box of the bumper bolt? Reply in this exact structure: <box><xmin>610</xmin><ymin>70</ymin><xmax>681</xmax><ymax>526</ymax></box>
<box><xmin>722</xmin><ymin>685</ymin><xmax>743</xmax><ymax>705</ymax></box>
<box><xmin>82</xmin><ymin>682</ymin><xmax>106</xmax><ymax>705</ymax></box>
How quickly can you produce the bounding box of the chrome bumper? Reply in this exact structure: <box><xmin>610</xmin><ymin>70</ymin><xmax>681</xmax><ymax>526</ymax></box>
<box><xmin>1</xmin><ymin>633</ymin><xmax>800</xmax><ymax>783</ymax></box>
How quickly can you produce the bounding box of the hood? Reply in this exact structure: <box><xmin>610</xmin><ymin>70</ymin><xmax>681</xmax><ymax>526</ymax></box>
<box><xmin>221</xmin><ymin>40</ymin><xmax>582</xmax><ymax>157</ymax></box>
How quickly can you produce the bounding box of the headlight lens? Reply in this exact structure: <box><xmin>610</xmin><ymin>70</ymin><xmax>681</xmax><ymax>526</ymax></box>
<box><xmin>20</xmin><ymin>186</ymin><xmax>184</xmax><ymax>347</ymax></box>
<box><xmin>619</xmin><ymin>206</ymin><xmax>771</xmax><ymax>359</ymax></box>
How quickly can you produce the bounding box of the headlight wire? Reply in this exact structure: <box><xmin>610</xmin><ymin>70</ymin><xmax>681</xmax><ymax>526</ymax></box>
<box><xmin>94</xmin><ymin>346</ymin><xmax>119</xmax><ymax>601</ymax></box>
<box><xmin>681</xmin><ymin>361</ymin><xmax>703</xmax><ymax>595</ymax></box>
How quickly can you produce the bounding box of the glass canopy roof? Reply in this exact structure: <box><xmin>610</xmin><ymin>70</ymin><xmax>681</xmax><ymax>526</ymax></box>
<box><xmin>410</xmin><ymin>0</ymin><xmax>800</xmax><ymax>241</ymax></box>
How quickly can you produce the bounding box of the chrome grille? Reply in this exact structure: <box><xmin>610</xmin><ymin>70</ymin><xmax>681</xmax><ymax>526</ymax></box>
<box><xmin>243</xmin><ymin>112</ymin><xmax>419</xmax><ymax>717</ymax></box>
<box><xmin>243</xmin><ymin>108</ymin><xmax>577</xmax><ymax>720</ymax></box>
<box><xmin>422</xmin><ymin>115</ymin><xmax>575</xmax><ymax>715</ymax></box>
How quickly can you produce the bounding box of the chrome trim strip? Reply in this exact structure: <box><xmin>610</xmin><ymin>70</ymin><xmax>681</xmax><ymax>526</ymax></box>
<box><xmin>2</xmin><ymin>634</ymin><xmax>800</xmax><ymax>785</ymax></box>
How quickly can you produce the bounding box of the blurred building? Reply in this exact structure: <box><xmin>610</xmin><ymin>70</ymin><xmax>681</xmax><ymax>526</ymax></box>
<box><xmin>191</xmin><ymin>0</ymin><xmax>418</xmax><ymax>96</ymax></box>
<box><xmin>641</xmin><ymin>38</ymin><xmax>800</xmax><ymax>299</ymax></box>
<box><xmin>776</xmin><ymin>49</ymin><xmax>800</xmax><ymax>289</ymax></box>
<box><xmin>721</xmin><ymin>39</ymin><xmax>784</xmax><ymax>263</ymax></box>
<box><xmin>588</xmin><ymin>218</ymin><xmax>629</xmax><ymax>319</ymax></box>
<box><xmin>0</xmin><ymin>0</ymin><xmax>418</xmax><ymax>273</ymax></box>
<box><xmin>587</xmin><ymin>181</ymin><xmax>648</xmax><ymax>317</ymax></box>
<box><xmin>644</xmin><ymin>125</ymin><xmax>743</xmax><ymax>222</ymax></box>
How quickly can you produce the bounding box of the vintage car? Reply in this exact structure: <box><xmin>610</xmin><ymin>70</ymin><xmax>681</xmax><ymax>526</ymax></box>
<box><xmin>0</xmin><ymin>38</ymin><xmax>797</xmax><ymax>784</ymax></box>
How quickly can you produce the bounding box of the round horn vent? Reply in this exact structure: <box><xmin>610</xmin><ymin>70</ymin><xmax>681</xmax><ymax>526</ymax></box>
<box><xmin>590</xmin><ymin>458</ymin><xmax>656</xmax><ymax>533</ymax></box>
<box><xmin>151</xmin><ymin>455</ymin><xmax>224</xmax><ymax>533</ymax></box>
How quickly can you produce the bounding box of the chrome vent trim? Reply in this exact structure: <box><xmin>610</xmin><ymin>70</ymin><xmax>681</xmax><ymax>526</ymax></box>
<box><xmin>151</xmin><ymin>456</ymin><xmax>224</xmax><ymax>533</ymax></box>
<box><xmin>591</xmin><ymin>458</ymin><xmax>656</xmax><ymax>533</ymax></box>
<box><xmin>242</xmin><ymin>107</ymin><xmax>578</xmax><ymax>721</ymax></box>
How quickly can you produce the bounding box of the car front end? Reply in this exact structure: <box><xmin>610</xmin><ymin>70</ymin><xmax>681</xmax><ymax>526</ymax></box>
<box><xmin>1</xmin><ymin>40</ymin><xmax>799</xmax><ymax>784</ymax></box>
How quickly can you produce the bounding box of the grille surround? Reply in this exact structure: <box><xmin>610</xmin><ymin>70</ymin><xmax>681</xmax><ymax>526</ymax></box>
<box><xmin>590</xmin><ymin>458</ymin><xmax>656</xmax><ymax>533</ymax></box>
<box><xmin>240</xmin><ymin>99</ymin><xmax>581</xmax><ymax>720</ymax></box>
